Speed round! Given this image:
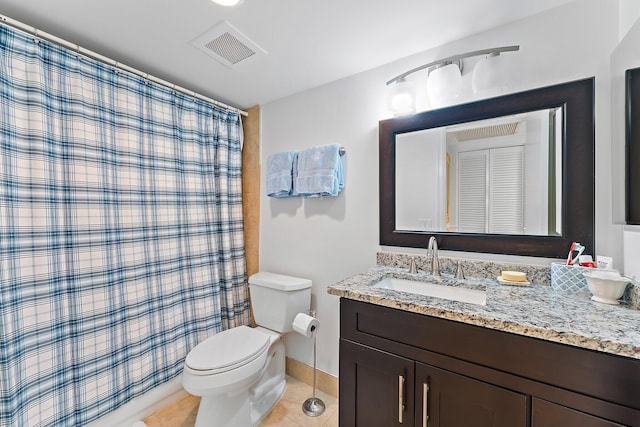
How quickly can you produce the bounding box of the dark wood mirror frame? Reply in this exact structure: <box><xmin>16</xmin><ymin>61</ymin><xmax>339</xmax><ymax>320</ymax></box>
<box><xmin>379</xmin><ymin>78</ymin><xmax>594</xmax><ymax>258</ymax></box>
<box><xmin>626</xmin><ymin>68</ymin><xmax>640</xmax><ymax>225</ymax></box>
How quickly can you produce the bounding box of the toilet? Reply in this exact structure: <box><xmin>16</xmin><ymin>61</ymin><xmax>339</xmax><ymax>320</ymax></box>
<box><xmin>182</xmin><ymin>272</ymin><xmax>312</xmax><ymax>427</ymax></box>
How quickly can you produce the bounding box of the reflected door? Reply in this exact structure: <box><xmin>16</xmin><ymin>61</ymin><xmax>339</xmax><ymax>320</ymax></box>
<box><xmin>456</xmin><ymin>146</ymin><xmax>524</xmax><ymax>234</ymax></box>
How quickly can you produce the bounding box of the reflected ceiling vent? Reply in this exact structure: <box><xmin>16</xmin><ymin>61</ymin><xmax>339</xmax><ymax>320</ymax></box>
<box><xmin>452</xmin><ymin>122</ymin><xmax>520</xmax><ymax>142</ymax></box>
<box><xmin>190</xmin><ymin>21</ymin><xmax>267</xmax><ymax>69</ymax></box>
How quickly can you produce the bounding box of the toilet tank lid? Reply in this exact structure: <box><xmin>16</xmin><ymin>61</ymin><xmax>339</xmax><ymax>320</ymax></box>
<box><xmin>249</xmin><ymin>272</ymin><xmax>312</xmax><ymax>291</ymax></box>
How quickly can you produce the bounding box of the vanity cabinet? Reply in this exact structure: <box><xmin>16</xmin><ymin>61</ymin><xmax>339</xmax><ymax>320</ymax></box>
<box><xmin>340</xmin><ymin>341</ymin><xmax>527</xmax><ymax>427</ymax></box>
<box><xmin>339</xmin><ymin>299</ymin><xmax>640</xmax><ymax>427</ymax></box>
<box><xmin>415</xmin><ymin>363</ymin><xmax>527</xmax><ymax>426</ymax></box>
<box><xmin>340</xmin><ymin>340</ymin><xmax>415</xmax><ymax>426</ymax></box>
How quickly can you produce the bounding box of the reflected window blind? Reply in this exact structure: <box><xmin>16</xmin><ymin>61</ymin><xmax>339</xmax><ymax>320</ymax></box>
<box><xmin>489</xmin><ymin>146</ymin><xmax>525</xmax><ymax>234</ymax></box>
<box><xmin>457</xmin><ymin>146</ymin><xmax>524</xmax><ymax>234</ymax></box>
<box><xmin>458</xmin><ymin>151</ymin><xmax>488</xmax><ymax>233</ymax></box>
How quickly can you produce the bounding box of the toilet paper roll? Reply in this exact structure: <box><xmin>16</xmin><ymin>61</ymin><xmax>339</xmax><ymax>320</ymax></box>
<box><xmin>292</xmin><ymin>312</ymin><xmax>320</xmax><ymax>339</ymax></box>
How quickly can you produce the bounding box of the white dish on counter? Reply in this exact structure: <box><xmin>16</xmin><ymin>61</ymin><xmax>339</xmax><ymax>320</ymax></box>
<box><xmin>583</xmin><ymin>270</ymin><xmax>630</xmax><ymax>305</ymax></box>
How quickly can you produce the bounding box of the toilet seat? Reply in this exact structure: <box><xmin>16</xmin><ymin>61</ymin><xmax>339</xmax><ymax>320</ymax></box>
<box><xmin>185</xmin><ymin>326</ymin><xmax>271</xmax><ymax>375</ymax></box>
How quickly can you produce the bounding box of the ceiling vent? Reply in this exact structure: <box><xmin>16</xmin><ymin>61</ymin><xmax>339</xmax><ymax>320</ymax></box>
<box><xmin>190</xmin><ymin>21</ymin><xmax>267</xmax><ymax>69</ymax></box>
<box><xmin>451</xmin><ymin>122</ymin><xmax>520</xmax><ymax>142</ymax></box>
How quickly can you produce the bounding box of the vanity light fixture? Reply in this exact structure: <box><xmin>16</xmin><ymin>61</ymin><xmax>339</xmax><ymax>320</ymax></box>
<box><xmin>386</xmin><ymin>78</ymin><xmax>417</xmax><ymax>115</ymax></box>
<box><xmin>211</xmin><ymin>0</ymin><xmax>243</xmax><ymax>6</ymax></box>
<box><xmin>386</xmin><ymin>45</ymin><xmax>519</xmax><ymax>115</ymax></box>
<box><xmin>426</xmin><ymin>61</ymin><xmax>463</xmax><ymax>108</ymax></box>
<box><xmin>472</xmin><ymin>51</ymin><xmax>513</xmax><ymax>97</ymax></box>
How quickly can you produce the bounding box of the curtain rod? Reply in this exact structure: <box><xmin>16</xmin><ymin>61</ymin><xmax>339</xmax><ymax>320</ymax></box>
<box><xmin>0</xmin><ymin>14</ymin><xmax>248</xmax><ymax>117</ymax></box>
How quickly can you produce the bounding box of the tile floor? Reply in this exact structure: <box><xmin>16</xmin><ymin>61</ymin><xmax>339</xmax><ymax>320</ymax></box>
<box><xmin>144</xmin><ymin>375</ymin><xmax>338</xmax><ymax>427</ymax></box>
<box><xmin>258</xmin><ymin>376</ymin><xmax>338</xmax><ymax>426</ymax></box>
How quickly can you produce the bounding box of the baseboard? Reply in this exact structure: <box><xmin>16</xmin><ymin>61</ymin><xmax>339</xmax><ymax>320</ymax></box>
<box><xmin>285</xmin><ymin>357</ymin><xmax>338</xmax><ymax>398</ymax></box>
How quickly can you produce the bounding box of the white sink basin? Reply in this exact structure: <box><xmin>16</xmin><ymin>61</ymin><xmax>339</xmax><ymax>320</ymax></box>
<box><xmin>373</xmin><ymin>277</ymin><xmax>487</xmax><ymax>305</ymax></box>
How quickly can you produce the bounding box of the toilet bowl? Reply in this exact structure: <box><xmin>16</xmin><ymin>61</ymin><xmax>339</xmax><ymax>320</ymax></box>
<box><xmin>183</xmin><ymin>326</ymin><xmax>285</xmax><ymax>427</ymax></box>
<box><xmin>182</xmin><ymin>272</ymin><xmax>312</xmax><ymax>427</ymax></box>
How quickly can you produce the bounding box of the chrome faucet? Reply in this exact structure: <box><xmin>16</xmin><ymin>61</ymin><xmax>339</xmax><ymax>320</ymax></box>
<box><xmin>427</xmin><ymin>236</ymin><xmax>440</xmax><ymax>276</ymax></box>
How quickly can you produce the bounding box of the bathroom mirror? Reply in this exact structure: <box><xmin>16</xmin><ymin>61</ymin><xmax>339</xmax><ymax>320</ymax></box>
<box><xmin>395</xmin><ymin>108</ymin><xmax>563</xmax><ymax>236</ymax></box>
<box><xmin>379</xmin><ymin>78</ymin><xmax>594</xmax><ymax>258</ymax></box>
<box><xmin>626</xmin><ymin>67</ymin><xmax>640</xmax><ymax>225</ymax></box>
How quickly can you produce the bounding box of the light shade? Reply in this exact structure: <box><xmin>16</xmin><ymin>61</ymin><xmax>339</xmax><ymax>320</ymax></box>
<box><xmin>426</xmin><ymin>63</ymin><xmax>462</xmax><ymax>108</ymax></box>
<box><xmin>211</xmin><ymin>0</ymin><xmax>242</xmax><ymax>6</ymax></box>
<box><xmin>385</xmin><ymin>46</ymin><xmax>518</xmax><ymax>115</ymax></box>
<box><xmin>387</xmin><ymin>79</ymin><xmax>416</xmax><ymax>116</ymax></box>
<box><xmin>472</xmin><ymin>52</ymin><xmax>511</xmax><ymax>97</ymax></box>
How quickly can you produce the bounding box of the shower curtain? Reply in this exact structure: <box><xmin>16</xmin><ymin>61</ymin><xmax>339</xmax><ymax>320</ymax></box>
<box><xmin>0</xmin><ymin>24</ymin><xmax>250</xmax><ymax>426</ymax></box>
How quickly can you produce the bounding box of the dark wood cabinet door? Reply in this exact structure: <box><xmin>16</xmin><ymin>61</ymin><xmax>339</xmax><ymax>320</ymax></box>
<box><xmin>416</xmin><ymin>363</ymin><xmax>528</xmax><ymax>427</ymax></box>
<box><xmin>339</xmin><ymin>339</ymin><xmax>415</xmax><ymax>427</ymax></box>
<box><xmin>532</xmin><ymin>398</ymin><xmax>626</xmax><ymax>427</ymax></box>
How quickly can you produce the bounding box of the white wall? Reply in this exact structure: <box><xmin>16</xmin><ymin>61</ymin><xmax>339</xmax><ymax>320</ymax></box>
<box><xmin>619</xmin><ymin>0</ymin><xmax>640</xmax><ymax>41</ymax></box>
<box><xmin>260</xmin><ymin>0</ymin><xmax>618</xmax><ymax>377</ymax></box>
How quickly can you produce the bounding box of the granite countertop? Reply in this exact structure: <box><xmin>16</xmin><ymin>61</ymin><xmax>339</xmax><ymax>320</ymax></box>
<box><xmin>327</xmin><ymin>266</ymin><xmax>640</xmax><ymax>360</ymax></box>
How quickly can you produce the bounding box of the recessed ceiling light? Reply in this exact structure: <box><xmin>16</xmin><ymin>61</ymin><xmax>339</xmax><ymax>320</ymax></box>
<box><xmin>211</xmin><ymin>0</ymin><xmax>242</xmax><ymax>6</ymax></box>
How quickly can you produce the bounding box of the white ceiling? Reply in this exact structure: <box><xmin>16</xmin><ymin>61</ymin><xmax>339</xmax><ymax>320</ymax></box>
<box><xmin>0</xmin><ymin>0</ymin><xmax>574</xmax><ymax>110</ymax></box>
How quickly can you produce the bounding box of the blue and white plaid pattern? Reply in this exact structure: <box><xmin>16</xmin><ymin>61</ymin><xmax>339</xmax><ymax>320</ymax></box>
<box><xmin>0</xmin><ymin>24</ymin><xmax>250</xmax><ymax>426</ymax></box>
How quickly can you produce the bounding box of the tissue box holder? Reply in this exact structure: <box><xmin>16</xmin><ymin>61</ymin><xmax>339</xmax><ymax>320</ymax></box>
<box><xmin>550</xmin><ymin>263</ymin><xmax>590</xmax><ymax>293</ymax></box>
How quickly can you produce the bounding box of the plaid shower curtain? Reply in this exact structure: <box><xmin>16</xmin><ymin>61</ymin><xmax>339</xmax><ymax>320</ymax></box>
<box><xmin>0</xmin><ymin>24</ymin><xmax>250</xmax><ymax>426</ymax></box>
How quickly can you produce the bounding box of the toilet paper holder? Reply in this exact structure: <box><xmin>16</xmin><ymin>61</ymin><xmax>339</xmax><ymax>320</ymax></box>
<box><xmin>306</xmin><ymin>309</ymin><xmax>317</xmax><ymax>327</ymax></box>
<box><xmin>301</xmin><ymin>309</ymin><xmax>325</xmax><ymax>417</ymax></box>
<box><xmin>293</xmin><ymin>312</ymin><xmax>320</xmax><ymax>339</ymax></box>
<box><xmin>307</xmin><ymin>310</ymin><xmax>318</xmax><ymax>335</ymax></box>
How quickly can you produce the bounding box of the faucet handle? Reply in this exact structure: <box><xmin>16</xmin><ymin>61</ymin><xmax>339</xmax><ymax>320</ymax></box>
<box><xmin>455</xmin><ymin>261</ymin><xmax>465</xmax><ymax>279</ymax></box>
<box><xmin>408</xmin><ymin>257</ymin><xmax>418</xmax><ymax>274</ymax></box>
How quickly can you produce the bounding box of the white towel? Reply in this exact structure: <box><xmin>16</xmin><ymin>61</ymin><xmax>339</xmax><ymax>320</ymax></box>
<box><xmin>294</xmin><ymin>144</ymin><xmax>344</xmax><ymax>197</ymax></box>
<box><xmin>266</xmin><ymin>151</ymin><xmax>297</xmax><ymax>198</ymax></box>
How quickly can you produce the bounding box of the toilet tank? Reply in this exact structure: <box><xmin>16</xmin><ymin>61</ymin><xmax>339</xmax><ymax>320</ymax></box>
<box><xmin>249</xmin><ymin>272</ymin><xmax>311</xmax><ymax>333</ymax></box>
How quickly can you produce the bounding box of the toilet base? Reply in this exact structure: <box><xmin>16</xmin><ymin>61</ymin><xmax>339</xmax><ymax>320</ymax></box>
<box><xmin>193</xmin><ymin>339</ymin><xmax>286</xmax><ymax>427</ymax></box>
<box><xmin>195</xmin><ymin>389</ymin><xmax>251</xmax><ymax>427</ymax></box>
<box><xmin>250</xmin><ymin>363</ymin><xmax>286</xmax><ymax>425</ymax></box>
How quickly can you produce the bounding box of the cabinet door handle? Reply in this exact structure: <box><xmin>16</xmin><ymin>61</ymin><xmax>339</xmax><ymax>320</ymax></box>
<box><xmin>398</xmin><ymin>375</ymin><xmax>405</xmax><ymax>424</ymax></box>
<box><xmin>423</xmin><ymin>382</ymin><xmax>429</xmax><ymax>427</ymax></box>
